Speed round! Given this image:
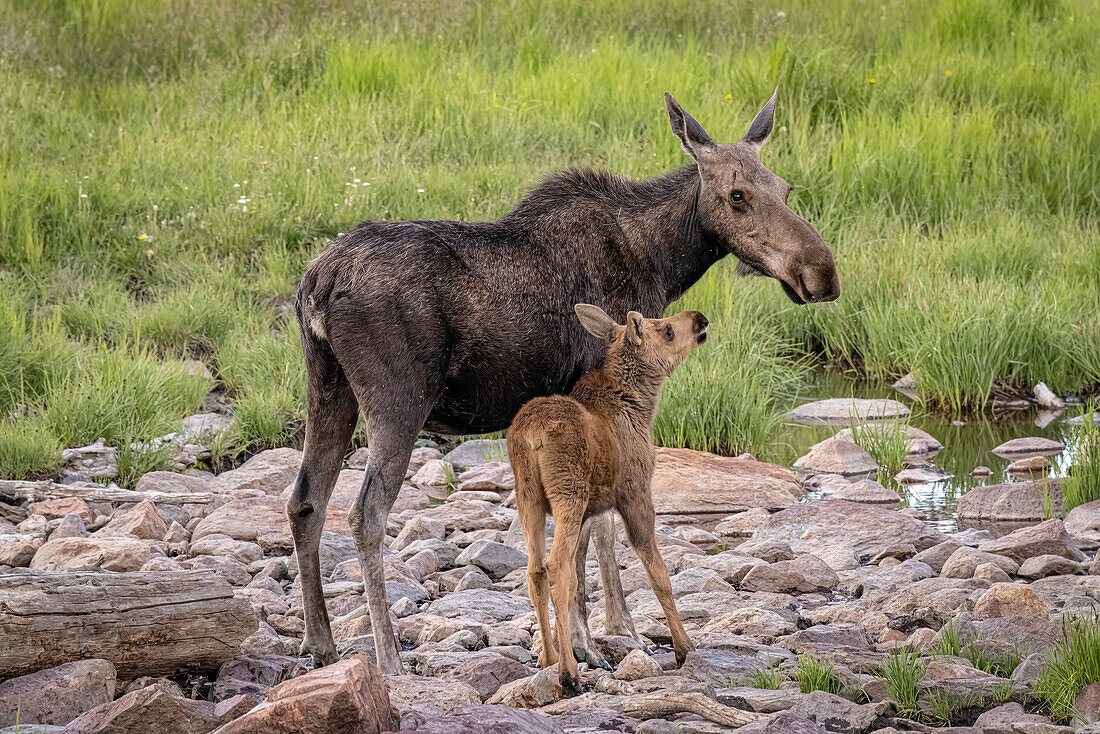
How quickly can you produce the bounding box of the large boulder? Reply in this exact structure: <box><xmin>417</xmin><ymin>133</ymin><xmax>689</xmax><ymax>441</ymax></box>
<box><xmin>0</xmin><ymin>659</ymin><xmax>116</xmax><ymax>727</ymax></box>
<box><xmin>209</xmin><ymin>448</ymin><xmax>302</xmax><ymax>495</ymax></box>
<box><xmin>991</xmin><ymin>437</ymin><xmax>1066</xmax><ymax>458</ymax></box>
<box><xmin>680</xmin><ymin>648</ymin><xmax>765</xmax><ymax>688</ymax></box>
<box><xmin>104</xmin><ymin>500</ymin><xmax>168</xmax><ymax>540</ymax></box>
<box><xmin>972</xmin><ymin>584</ymin><xmax>1049</xmax><ymax>619</ymax></box>
<box><xmin>426</xmin><ymin>589</ymin><xmax>532</xmax><ymax>624</ymax></box>
<box><xmin>787</xmin><ymin>398</ymin><xmax>910</xmax><ymax>425</ymax></box>
<box><xmin>444</xmin><ymin>440</ymin><xmax>510</xmax><ymax>471</ymax></box>
<box><xmin>210</xmin><ymin>655</ymin><xmax>396</xmax><ymax>734</ymax></box>
<box><xmin>192</xmin><ymin>496</ymin><xmax>350</xmax><ymax>552</ymax></box>
<box><xmin>30</xmin><ymin>536</ymin><xmax>165</xmax><ymax>572</ymax></box>
<box><xmin>956</xmin><ymin>480</ymin><xmax>1064</xmax><ymax>522</ymax></box>
<box><xmin>394</xmin><ymin>703</ymin><xmax>563</xmax><ymax>734</ymax></box>
<box><xmin>978</xmin><ymin>519</ymin><xmax>1086</xmax><ymax>564</ymax></box>
<box><xmin>455</xmin><ymin>540</ymin><xmax>528</xmax><ymax>580</ymax></box>
<box><xmin>793</xmin><ymin>438</ymin><xmax>878</xmax><ymax>477</ymax></box>
<box><xmin>60</xmin><ymin>686</ymin><xmax>221</xmax><ymax>734</ymax></box>
<box><xmin>747</xmin><ymin>500</ymin><xmax>943</xmax><ymax>570</ymax></box>
<box><xmin>1066</xmin><ymin>499</ymin><xmax>1100</xmax><ymax>543</ymax></box>
<box><xmin>385</xmin><ymin>675</ymin><xmax>480</xmax><ymax>711</ymax></box>
<box><xmin>649</xmin><ymin>447</ymin><xmax>800</xmax><ymax>516</ymax></box>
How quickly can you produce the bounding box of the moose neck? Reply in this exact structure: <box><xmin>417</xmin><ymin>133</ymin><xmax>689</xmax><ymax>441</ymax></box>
<box><xmin>573</xmin><ymin>354</ymin><xmax>667</xmax><ymax>435</ymax></box>
<box><xmin>613</xmin><ymin>165</ymin><xmax>725</xmax><ymax>310</ymax></box>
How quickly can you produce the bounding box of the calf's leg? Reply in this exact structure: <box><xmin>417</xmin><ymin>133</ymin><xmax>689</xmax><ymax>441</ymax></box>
<box><xmin>620</xmin><ymin>496</ymin><xmax>694</xmax><ymax>665</ymax></box>
<box><xmin>546</xmin><ymin>497</ymin><xmax>587</xmax><ymax>695</ymax></box>
<box><xmin>512</xmin><ymin>448</ymin><xmax>556</xmax><ymax>668</ymax></box>
<box><xmin>286</xmin><ymin>338</ymin><xmax>359</xmax><ymax>667</ymax></box>
<box><xmin>592</xmin><ymin>513</ymin><xmax>646</xmax><ymax>645</ymax></box>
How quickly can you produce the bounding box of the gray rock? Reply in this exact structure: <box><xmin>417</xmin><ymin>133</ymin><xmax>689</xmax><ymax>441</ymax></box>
<box><xmin>979</xmin><ymin>519</ymin><xmax>1086</xmax><ymax>564</ymax></box>
<box><xmin>212</xmin><ymin>655</ymin><xmax>305</xmax><ymax>702</ymax></box>
<box><xmin>748</xmin><ymin>500</ymin><xmax>943</xmax><ymax>571</ymax></box>
<box><xmin>398</xmin><ymin>703</ymin><xmax>563</xmax><ymax>733</ymax></box>
<box><xmin>1066</xmin><ymin>499</ymin><xmax>1100</xmax><ymax>543</ymax></box>
<box><xmin>679</xmin><ymin>649</ymin><xmax>765</xmax><ymax>688</ymax></box>
<box><xmin>444</xmin><ymin>440</ymin><xmax>510</xmax><ymax>471</ymax></box>
<box><xmin>940</xmin><ymin>546</ymin><xmax>1018</xmax><ymax>578</ymax></box>
<box><xmin>209</xmin><ymin>447</ymin><xmax>302</xmax><ymax>495</ymax></box>
<box><xmin>991</xmin><ymin>437</ymin><xmax>1066</xmax><ymax>457</ymax></box>
<box><xmin>0</xmin><ymin>659</ymin><xmax>116</xmax><ymax>727</ymax></box>
<box><xmin>455</xmin><ymin>539</ymin><xmax>528</xmax><ymax>579</ymax></box>
<box><xmin>787</xmin><ymin>398</ymin><xmax>910</xmax><ymax>426</ymax></box>
<box><xmin>414</xmin><ymin>651</ymin><xmax>530</xmax><ymax>701</ymax></box>
<box><xmin>794</xmin><ymin>438</ymin><xmax>878</xmax><ymax>477</ymax></box>
<box><xmin>973</xmin><ymin>702</ymin><xmax>1053</xmax><ymax>734</ymax></box>
<box><xmin>386</xmin><ymin>675</ymin><xmax>481</xmax><ymax>712</ymax></box>
<box><xmin>956</xmin><ymin>480</ymin><xmax>1064</xmax><ymax>522</ymax></box>
<box><xmin>427</xmin><ymin>589</ymin><xmax>533</xmax><ymax>624</ymax></box>
<box><xmin>737</xmin><ymin>712</ymin><xmax>828</xmax><ymax>733</ymax></box>
<box><xmin>785</xmin><ymin>690</ymin><xmax>882</xmax><ymax>733</ymax></box>
<box><xmin>1017</xmin><ymin>554</ymin><xmax>1085</xmax><ymax>579</ymax></box>
<box><xmin>827</xmin><ymin>479</ymin><xmax>900</xmax><ymax>505</ymax></box>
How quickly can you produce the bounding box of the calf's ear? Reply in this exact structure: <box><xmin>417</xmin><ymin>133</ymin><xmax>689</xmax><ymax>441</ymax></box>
<box><xmin>665</xmin><ymin>92</ymin><xmax>715</xmax><ymax>160</ymax></box>
<box><xmin>625</xmin><ymin>311</ymin><xmax>645</xmax><ymax>346</ymax></box>
<box><xmin>575</xmin><ymin>304</ymin><xmax>617</xmax><ymax>341</ymax></box>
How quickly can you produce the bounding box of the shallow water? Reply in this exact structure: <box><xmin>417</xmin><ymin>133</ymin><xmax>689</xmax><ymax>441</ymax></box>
<box><xmin>774</xmin><ymin>370</ymin><xmax>1085</xmax><ymax>533</ymax></box>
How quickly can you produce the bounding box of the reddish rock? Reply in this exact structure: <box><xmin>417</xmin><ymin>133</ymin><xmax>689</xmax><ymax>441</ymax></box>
<box><xmin>60</xmin><ymin>685</ymin><xmax>220</xmax><ymax>734</ymax></box>
<box><xmin>192</xmin><ymin>496</ymin><xmax>350</xmax><ymax>552</ymax></box>
<box><xmin>30</xmin><ymin>536</ymin><xmax>165</xmax><ymax>572</ymax></box>
<box><xmin>26</xmin><ymin>497</ymin><xmax>96</xmax><ymax>525</ymax></box>
<box><xmin>650</xmin><ymin>447</ymin><xmax>800</xmax><ymax>516</ymax></box>
<box><xmin>794</xmin><ymin>437</ymin><xmax>878</xmax><ymax>477</ymax></box>
<box><xmin>210</xmin><ymin>655</ymin><xmax>396</xmax><ymax>734</ymax></box>
<box><xmin>979</xmin><ymin>518</ymin><xmax>1086</xmax><ymax>564</ymax></box>
<box><xmin>209</xmin><ymin>448</ymin><xmax>302</xmax><ymax>496</ymax></box>
<box><xmin>973</xmin><ymin>584</ymin><xmax>1049</xmax><ymax>619</ymax></box>
<box><xmin>1065</xmin><ymin>499</ymin><xmax>1100</xmax><ymax>543</ymax></box>
<box><xmin>105</xmin><ymin>500</ymin><xmax>168</xmax><ymax>540</ymax></box>
<box><xmin>0</xmin><ymin>659</ymin><xmax>116</xmax><ymax>727</ymax></box>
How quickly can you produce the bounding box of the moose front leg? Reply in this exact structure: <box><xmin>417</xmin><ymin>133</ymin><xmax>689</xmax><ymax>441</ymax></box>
<box><xmin>592</xmin><ymin>512</ymin><xmax>647</xmax><ymax>647</ymax></box>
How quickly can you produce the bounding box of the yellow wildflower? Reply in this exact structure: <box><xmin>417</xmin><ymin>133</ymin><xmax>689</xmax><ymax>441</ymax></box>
<box><xmin>145</xmin><ymin>249</ymin><xmax>154</xmax><ymax>256</ymax></box>
<box><xmin>725</xmin><ymin>94</ymin><xmax>732</xmax><ymax>99</ymax></box>
<box><xmin>945</xmin><ymin>70</ymin><xmax>952</xmax><ymax>76</ymax></box>
<box><xmin>866</xmin><ymin>78</ymin><xmax>876</xmax><ymax>84</ymax></box>
<box><xmin>138</xmin><ymin>234</ymin><xmax>149</xmax><ymax>240</ymax></box>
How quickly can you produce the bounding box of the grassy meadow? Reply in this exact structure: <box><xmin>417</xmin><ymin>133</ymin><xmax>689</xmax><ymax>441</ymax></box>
<box><xmin>1</xmin><ymin>0</ymin><xmax>1098</xmax><ymax>480</ymax></box>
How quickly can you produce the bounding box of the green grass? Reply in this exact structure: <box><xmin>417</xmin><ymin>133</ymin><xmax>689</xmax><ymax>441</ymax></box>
<box><xmin>879</xmin><ymin>649</ymin><xmax>925</xmax><ymax>718</ymax></box>
<box><xmin>743</xmin><ymin>657</ymin><xmax>784</xmax><ymax>689</ymax></box>
<box><xmin>846</xmin><ymin>415</ymin><xmax>909</xmax><ymax>475</ymax></box>
<box><xmin>1034</xmin><ymin>614</ymin><xmax>1100</xmax><ymax>723</ymax></box>
<box><xmin>1063</xmin><ymin>407</ymin><xmax>1100</xmax><ymax>512</ymax></box>
<box><xmin>1</xmin><ymin>0</ymin><xmax>1099</xmax><ymax>478</ymax></box>
<box><xmin>795</xmin><ymin>655</ymin><xmax>843</xmax><ymax>695</ymax></box>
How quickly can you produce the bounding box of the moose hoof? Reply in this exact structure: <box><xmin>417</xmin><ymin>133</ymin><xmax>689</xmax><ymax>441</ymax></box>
<box><xmin>300</xmin><ymin>639</ymin><xmax>338</xmax><ymax>669</ymax></box>
<box><xmin>559</xmin><ymin>671</ymin><xmax>582</xmax><ymax>698</ymax></box>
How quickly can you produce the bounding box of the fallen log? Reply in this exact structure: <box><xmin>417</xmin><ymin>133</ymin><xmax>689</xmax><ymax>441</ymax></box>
<box><xmin>619</xmin><ymin>691</ymin><xmax>766</xmax><ymax>728</ymax></box>
<box><xmin>0</xmin><ymin>569</ymin><xmax>257</xmax><ymax>678</ymax></box>
<box><xmin>0</xmin><ymin>479</ymin><xmax>214</xmax><ymax>508</ymax></box>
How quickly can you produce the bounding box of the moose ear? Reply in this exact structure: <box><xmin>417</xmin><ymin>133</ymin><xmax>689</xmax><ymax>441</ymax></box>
<box><xmin>625</xmin><ymin>311</ymin><xmax>645</xmax><ymax>346</ymax></box>
<box><xmin>575</xmin><ymin>304</ymin><xmax>617</xmax><ymax>341</ymax></box>
<box><xmin>665</xmin><ymin>92</ymin><xmax>715</xmax><ymax>160</ymax></box>
<box><xmin>741</xmin><ymin>87</ymin><xmax>779</xmax><ymax>150</ymax></box>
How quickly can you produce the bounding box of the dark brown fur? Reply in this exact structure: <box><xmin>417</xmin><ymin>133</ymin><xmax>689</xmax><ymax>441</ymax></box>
<box><xmin>287</xmin><ymin>92</ymin><xmax>839</xmax><ymax>674</ymax></box>
<box><xmin>510</xmin><ymin>305</ymin><xmax>708</xmax><ymax>693</ymax></box>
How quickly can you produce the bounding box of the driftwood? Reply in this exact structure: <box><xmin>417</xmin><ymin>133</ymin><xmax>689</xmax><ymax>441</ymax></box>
<box><xmin>0</xmin><ymin>479</ymin><xmax>213</xmax><ymax>508</ymax></box>
<box><xmin>0</xmin><ymin>569</ymin><xmax>256</xmax><ymax>678</ymax></box>
<box><xmin>619</xmin><ymin>691</ymin><xmax>766</xmax><ymax>728</ymax></box>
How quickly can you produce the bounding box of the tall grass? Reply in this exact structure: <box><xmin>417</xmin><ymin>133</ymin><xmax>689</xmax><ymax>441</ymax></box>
<box><xmin>0</xmin><ymin>0</ymin><xmax>1098</xmax><ymax>477</ymax></box>
<box><xmin>879</xmin><ymin>649</ymin><xmax>925</xmax><ymax>718</ymax></box>
<box><xmin>846</xmin><ymin>415</ymin><xmax>909</xmax><ymax>475</ymax></box>
<box><xmin>1063</xmin><ymin>408</ymin><xmax>1100</xmax><ymax>512</ymax></box>
<box><xmin>1034</xmin><ymin>614</ymin><xmax>1100</xmax><ymax>723</ymax></box>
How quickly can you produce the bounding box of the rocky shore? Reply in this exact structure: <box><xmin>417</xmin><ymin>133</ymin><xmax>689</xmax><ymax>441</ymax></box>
<box><xmin>1</xmin><ymin>406</ymin><xmax>1099</xmax><ymax>733</ymax></box>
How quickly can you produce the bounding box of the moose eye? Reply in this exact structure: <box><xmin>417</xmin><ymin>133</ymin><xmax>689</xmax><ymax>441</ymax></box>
<box><xmin>664</xmin><ymin>325</ymin><xmax>674</xmax><ymax>341</ymax></box>
<box><xmin>730</xmin><ymin>190</ymin><xmax>745</xmax><ymax>204</ymax></box>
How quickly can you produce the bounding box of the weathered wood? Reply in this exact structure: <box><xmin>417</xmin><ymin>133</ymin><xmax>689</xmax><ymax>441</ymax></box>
<box><xmin>0</xmin><ymin>569</ymin><xmax>257</xmax><ymax>679</ymax></box>
<box><xmin>0</xmin><ymin>479</ymin><xmax>213</xmax><ymax>507</ymax></box>
<box><xmin>620</xmin><ymin>691</ymin><xmax>766</xmax><ymax>728</ymax></box>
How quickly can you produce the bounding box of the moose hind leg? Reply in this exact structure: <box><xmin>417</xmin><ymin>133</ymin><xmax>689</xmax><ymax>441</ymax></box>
<box><xmin>570</xmin><ymin>515</ymin><xmax>611</xmax><ymax>670</ymax></box>
<box><xmin>286</xmin><ymin>344</ymin><xmax>359</xmax><ymax>667</ymax></box>
<box><xmin>348</xmin><ymin>411</ymin><xmax>427</xmax><ymax>675</ymax></box>
<box><xmin>547</xmin><ymin>497</ymin><xmax>586</xmax><ymax>695</ymax></box>
<box><xmin>593</xmin><ymin>512</ymin><xmax>646</xmax><ymax>647</ymax></box>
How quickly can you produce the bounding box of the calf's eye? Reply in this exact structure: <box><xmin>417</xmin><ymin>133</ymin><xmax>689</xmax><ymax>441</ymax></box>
<box><xmin>664</xmin><ymin>326</ymin><xmax>674</xmax><ymax>341</ymax></box>
<box><xmin>730</xmin><ymin>190</ymin><xmax>745</xmax><ymax>204</ymax></box>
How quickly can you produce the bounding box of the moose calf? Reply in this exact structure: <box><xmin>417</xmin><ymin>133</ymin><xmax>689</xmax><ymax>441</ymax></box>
<box><xmin>508</xmin><ymin>303</ymin><xmax>708</xmax><ymax>693</ymax></box>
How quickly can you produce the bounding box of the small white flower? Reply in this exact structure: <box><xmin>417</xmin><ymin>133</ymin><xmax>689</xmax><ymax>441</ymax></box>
<box><xmin>417</xmin><ymin>188</ymin><xmax>425</xmax><ymax>193</ymax></box>
<box><xmin>776</xmin><ymin>10</ymin><xmax>786</xmax><ymax>17</ymax></box>
<box><xmin>80</xmin><ymin>193</ymin><xmax>88</xmax><ymax>198</ymax></box>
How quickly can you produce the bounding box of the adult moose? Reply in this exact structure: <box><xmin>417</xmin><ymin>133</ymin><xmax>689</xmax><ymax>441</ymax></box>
<box><xmin>289</xmin><ymin>90</ymin><xmax>839</xmax><ymax>675</ymax></box>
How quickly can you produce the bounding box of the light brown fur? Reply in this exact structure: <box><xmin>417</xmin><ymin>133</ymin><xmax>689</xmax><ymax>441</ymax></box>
<box><xmin>508</xmin><ymin>304</ymin><xmax>708</xmax><ymax>694</ymax></box>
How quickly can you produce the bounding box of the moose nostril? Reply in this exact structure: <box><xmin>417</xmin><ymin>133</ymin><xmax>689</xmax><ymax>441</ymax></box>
<box><xmin>695</xmin><ymin>314</ymin><xmax>709</xmax><ymax>331</ymax></box>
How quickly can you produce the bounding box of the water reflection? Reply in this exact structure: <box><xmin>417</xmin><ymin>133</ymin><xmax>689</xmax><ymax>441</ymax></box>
<box><xmin>774</xmin><ymin>371</ymin><xmax>1084</xmax><ymax>533</ymax></box>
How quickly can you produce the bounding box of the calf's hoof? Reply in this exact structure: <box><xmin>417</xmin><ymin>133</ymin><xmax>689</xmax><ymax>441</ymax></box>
<box><xmin>559</xmin><ymin>670</ymin><xmax>582</xmax><ymax>698</ymax></box>
<box><xmin>673</xmin><ymin>641</ymin><xmax>695</xmax><ymax>667</ymax></box>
